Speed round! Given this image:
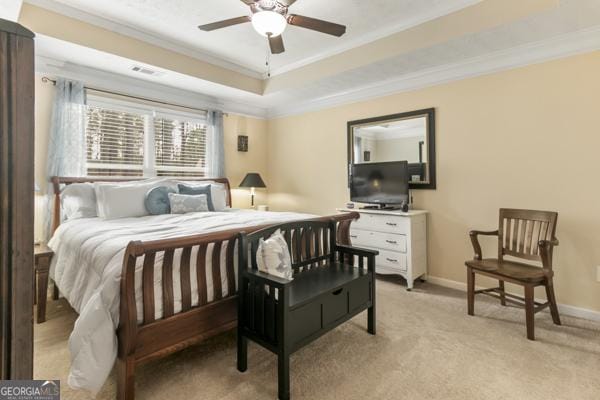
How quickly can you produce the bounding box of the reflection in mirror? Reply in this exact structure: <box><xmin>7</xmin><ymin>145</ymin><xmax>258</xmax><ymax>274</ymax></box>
<box><xmin>348</xmin><ymin>109</ymin><xmax>435</xmax><ymax>189</ymax></box>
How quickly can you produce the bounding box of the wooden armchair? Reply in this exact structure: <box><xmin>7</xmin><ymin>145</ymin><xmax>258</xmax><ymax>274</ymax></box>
<box><xmin>465</xmin><ymin>209</ymin><xmax>560</xmax><ymax>340</ymax></box>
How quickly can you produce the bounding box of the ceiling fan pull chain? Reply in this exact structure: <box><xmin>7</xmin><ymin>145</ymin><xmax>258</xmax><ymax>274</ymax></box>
<box><xmin>265</xmin><ymin>42</ymin><xmax>271</xmax><ymax>77</ymax></box>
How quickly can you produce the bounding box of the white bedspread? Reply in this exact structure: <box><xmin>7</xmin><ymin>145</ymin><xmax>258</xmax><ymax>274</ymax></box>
<box><xmin>48</xmin><ymin>210</ymin><xmax>314</xmax><ymax>395</ymax></box>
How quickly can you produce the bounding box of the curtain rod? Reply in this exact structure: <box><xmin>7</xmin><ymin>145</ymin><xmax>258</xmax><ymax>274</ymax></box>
<box><xmin>40</xmin><ymin>76</ymin><xmax>227</xmax><ymax>116</ymax></box>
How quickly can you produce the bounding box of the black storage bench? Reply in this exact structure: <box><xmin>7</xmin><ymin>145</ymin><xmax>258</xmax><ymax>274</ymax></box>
<box><xmin>237</xmin><ymin>219</ymin><xmax>378</xmax><ymax>400</ymax></box>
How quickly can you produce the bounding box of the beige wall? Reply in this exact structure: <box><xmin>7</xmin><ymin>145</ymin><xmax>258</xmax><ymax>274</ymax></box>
<box><xmin>223</xmin><ymin>114</ymin><xmax>269</xmax><ymax>208</ymax></box>
<box><xmin>267</xmin><ymin>52</ymin><xmax>600</xmax><ymax>313</ymax></box>
<box><xmin>33</xmin><ymin>75</ymin><xmax>268</xmax><ymax>237</ymax></box>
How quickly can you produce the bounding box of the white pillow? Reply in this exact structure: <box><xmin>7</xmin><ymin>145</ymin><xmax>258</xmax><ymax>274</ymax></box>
<box><xmin>95</xmin><ymin>178</ymin><xmax>173</xmax><ymax>219</ymax></box>
<box><xmin>178</xmin><ymin>181</ymin><xmax>228</xmax><ymax>211</ymax></box>
<box><xmin>168</xmin><ymin>193</ymin><xmax>210</xmax><ymax>214</ymax></box>
<box><xmin>256</xmin><ymin>230</ymin><xmax>293</xmax><ymax>281</ymax></box>
<box><xmin>61</xmin><ymin>183</ymin><xmax>97</xmax><ymax>219</ymax></box>
<box><xmin>210</xmin><ymin>183</ymin><xmax>228</xmax><ymax>211</ymax></box>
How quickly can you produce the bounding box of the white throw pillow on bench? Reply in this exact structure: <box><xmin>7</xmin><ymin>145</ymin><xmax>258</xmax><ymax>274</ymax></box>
<box><xmin>256</xmin><ymin>230</ymin><xmax>293</xmax><ymax>281</ymax></box>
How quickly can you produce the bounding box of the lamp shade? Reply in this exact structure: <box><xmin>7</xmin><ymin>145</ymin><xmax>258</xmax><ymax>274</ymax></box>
<box><xmin>239</xmin><ymin>173</ymin><xmax>266</xmax><ymax>188</ymax></box>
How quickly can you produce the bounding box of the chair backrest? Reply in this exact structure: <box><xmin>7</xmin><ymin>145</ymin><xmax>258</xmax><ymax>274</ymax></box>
<box><xmin>498</xmin><ymin>208</ymin><xmax>558</xmax><ymax>263</ymax></box>
<box><xmin>240</xmin><ymin>219</ymin><xmax>336</xmax><ymax>275</ymax></box>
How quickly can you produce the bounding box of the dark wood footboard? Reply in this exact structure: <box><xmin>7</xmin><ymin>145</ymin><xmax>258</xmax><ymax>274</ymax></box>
<box><xmin>116</xmin><ymin>212</ymin><xmax>358</xmax><ymax>400</ymax></box>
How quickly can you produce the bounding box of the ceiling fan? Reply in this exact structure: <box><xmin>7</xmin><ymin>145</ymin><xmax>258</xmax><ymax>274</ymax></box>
<box><xmin>198</xmin><ymin>0</ymin><xmax>347</xmax><ymax>54</ymax></box>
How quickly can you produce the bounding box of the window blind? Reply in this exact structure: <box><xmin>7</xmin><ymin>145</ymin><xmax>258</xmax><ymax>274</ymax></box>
<box><xmin>154</xmin><ymin>118</ymin><xmax>207</xmax><ymax>177</ymax></box>
<box><xmin>85</xmin><ymin>106</ymin><xmax>145</xmax><ymax>177</ymax></box>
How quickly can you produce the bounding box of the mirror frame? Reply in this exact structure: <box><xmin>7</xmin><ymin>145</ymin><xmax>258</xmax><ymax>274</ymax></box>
<box><xmin>347</xmin><ymin>108</ymin><xmax>436</xmax><ymax>190</ymax></box>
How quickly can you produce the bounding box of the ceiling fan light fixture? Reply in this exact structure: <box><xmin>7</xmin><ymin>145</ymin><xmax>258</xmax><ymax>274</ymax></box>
<box><xmin>251</xmin><ymin>10</ymin><xmax>287</xmax><ymax>37</ymax></box>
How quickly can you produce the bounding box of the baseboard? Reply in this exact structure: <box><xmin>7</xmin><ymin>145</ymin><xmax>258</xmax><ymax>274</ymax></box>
<box><xmin>426</xmin><ymin>276</ymin><xmax>600</xmax><ymax>322</ymax></box>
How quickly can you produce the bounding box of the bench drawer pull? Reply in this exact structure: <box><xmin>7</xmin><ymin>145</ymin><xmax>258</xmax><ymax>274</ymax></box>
<box><xmin>385</xmin><ymin>222</ymin><xmax>397</xmax><ymax>226</ymax></box>
<box><xmin>332</xmin><ymin>288</ymin><xmax>343</xmax><ymax>296</ymax></box>
<box><xmin>385</xmin><ymin>240</ymin><xmax>397</xmax><ymax>244</ymax></box>
<box><xmin>386</xmin><ymin>258</ymin><xmax>398</xmax><ymax>263</ymax></box>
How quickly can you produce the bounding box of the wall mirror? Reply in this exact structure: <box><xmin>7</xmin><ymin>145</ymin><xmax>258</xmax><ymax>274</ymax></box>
<box><xmin>347</xmin><ymin>108</ymin><xmax>436</xmax><ymax>189</ymax></box>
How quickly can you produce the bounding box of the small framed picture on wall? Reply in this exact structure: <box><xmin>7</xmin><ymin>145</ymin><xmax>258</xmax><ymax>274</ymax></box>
<box><xmin>237</xmin><ymin>135</ymin><xmax>248</xmax><ymax>152</ymax></box>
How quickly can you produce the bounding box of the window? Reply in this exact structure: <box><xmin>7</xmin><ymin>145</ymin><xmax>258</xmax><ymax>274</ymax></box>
<box><xmin>84</xmin><ymin>94</ymin><xmax>208</xmax><ymax>177</ymax></box>
<box><xmin>154</xmin><ymin>117</ymin><xmax>207</xmax><ymax>177</ymax></box>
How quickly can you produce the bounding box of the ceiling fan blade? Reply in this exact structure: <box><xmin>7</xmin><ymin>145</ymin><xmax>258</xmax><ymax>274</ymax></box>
<box><xmin>278</xmin><ymin>0</ymin><xmax>297</xmax><ymax>6</ymax></box>
<box><xmin>269</xmin><ymin>34</ymin><xmax>285</xmax><ymax>54</ymax></box>
<box><xmin>198</xmin><ymin>16</ymin><xmax>251</xmax><ymax>31</ymax></box>
<box><xmin>240</xmin><ymin>0</ymin><xmax>256</xmax><ymax>5</ymax></box>
<box><xmin>287</xmin><ymin>14</ymin><xmax>346</xmax><ymax>37</ymax></box>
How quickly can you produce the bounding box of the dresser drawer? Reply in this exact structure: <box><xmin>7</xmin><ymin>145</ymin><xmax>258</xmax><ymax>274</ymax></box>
<box><xmin>352</xmin><ymin>213</ymin><xmax>409</xmax><ymax>234</ymax></box>
<box><xmin>350</xmin><ymin>228</ymin><xmax>407</xmax><ymax>253</ymax></box>
<box><xmin>377</xmin><ymin>249</ymin><xmax>407</xmax><ymax>272</ymax></box>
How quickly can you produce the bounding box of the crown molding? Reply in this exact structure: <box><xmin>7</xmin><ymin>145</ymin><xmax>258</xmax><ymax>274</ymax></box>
<box><xmin>35</xmin><ymin>55</ymin><xmax>268</xmax><ymax>119</ymax></box>
<box><xmin>267</xmin><ymin>26</ymin><xmax>600</xmax><ymax>119</ymax></box>
<box><xmin>267</xmin><ymin>0</ymin><xmax>482</xmax><ymax>77</ymax></box>
<box><xmin>25</xmin><ymin>0</ymin><xmax>264</xmax><ymax>79</ymax></box>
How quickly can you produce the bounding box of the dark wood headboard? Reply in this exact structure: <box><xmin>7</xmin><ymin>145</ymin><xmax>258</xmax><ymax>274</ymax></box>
<box><xmin>50</xmin><ymin>176</ymin><xmax>232</xmax><ymax>234</ymax></box>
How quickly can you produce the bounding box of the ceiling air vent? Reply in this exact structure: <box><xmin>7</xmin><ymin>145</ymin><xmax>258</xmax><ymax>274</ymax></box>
<box><xmin>131</xmin><ymin>66</ymin><xmax>165</xmax><ymax>77</ymax></box>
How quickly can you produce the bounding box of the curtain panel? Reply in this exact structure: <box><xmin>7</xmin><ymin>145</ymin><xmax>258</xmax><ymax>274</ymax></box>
<box><xmin>45</xmin><ymin>78</ymin><xmax>86</xmax><ymax>238</ymax></box>
<box><xmin>207</xmin><ymin>110</ymin><xmax>225</xmax><ymax>178</ymax></box>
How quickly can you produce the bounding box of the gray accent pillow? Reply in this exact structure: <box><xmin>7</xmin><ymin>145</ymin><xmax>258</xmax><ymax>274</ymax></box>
<box><xmin>168</xmin><ymin>193</ymin><xmax>210</xmax><ymax>214</ymax></box>
<box><xmin>178</xmin><ymin>184</ymin><xmax>215</xmax><ymax>211</ymax></box>
<box><xmin>145</xmin><ymin>186</ymin><xmax>177</xmax><ymax>215</ymax></box>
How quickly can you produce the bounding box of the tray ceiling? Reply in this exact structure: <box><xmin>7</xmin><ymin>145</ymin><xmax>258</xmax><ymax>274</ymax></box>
<box><xmin>22</xmin><ymin>0</ymin><xmax>600</xmax><ymax>118</ymax></box>
<box><xmin>26</xmin><ymin>0</ymin><xmax>481</xmax><ymax>75</ymax></box>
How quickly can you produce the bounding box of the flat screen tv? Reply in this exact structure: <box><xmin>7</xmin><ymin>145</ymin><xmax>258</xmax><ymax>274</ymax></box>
<box><xmin>350</xmin><ymin>161</ymin><xmax>409</xmax><ymax>207</ymax></box>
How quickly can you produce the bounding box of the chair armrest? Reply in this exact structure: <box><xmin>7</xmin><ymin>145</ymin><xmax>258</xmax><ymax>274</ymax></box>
<box><xmin>336</xmin><ymin>244</ymin><xmax>378</xmax><ymax>273</ymax></box>
<box><xmin>538</xmin><ymin>238</ymin><xmax>559</xmax><ymax>269</ymax></box>
<box><xmin>242</xmin><ymin>269</ymin><xmax>292</xmax><ymax>289</ymax></box>
<box><xmin>335</xmin><ymin>244</ymin><xmax>379</xmax><ymax>258</ymax></box>
<box><xmin>468</xmin><ymin>230</ymin><xmax>499</xmax><ymax>260</ymax></box>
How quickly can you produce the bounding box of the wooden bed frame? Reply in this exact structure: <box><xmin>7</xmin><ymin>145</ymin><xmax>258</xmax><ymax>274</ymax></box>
<box><xmin>50</xmin><ymin>176</ymin><xmax>358</xmax><ymax>400</ymax></box>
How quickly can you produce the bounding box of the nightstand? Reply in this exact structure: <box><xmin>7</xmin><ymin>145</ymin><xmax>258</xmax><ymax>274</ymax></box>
<box><xmin>34</xmin><ymin>244</ymin><xmax>54</xmax><ymax>323</ymax></box>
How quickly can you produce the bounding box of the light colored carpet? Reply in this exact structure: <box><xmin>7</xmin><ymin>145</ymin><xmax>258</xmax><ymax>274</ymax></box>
<box><xmin>35</xmin><ymin>277</ymin><xmax>600</xmax><ymax>400</ymax></box>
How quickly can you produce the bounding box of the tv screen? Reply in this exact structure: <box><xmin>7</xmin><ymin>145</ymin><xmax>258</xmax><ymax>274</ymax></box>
<box><xmin>350</xmin><ymin>161</ymin><xmax>409</xmax><ymax>205</ymax></box>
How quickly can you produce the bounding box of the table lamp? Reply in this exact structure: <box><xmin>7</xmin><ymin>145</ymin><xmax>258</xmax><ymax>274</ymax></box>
<box><xmin>239</xmin><ymin>173</ymin><xmax>266</xmax><ymax>207</ymax></box>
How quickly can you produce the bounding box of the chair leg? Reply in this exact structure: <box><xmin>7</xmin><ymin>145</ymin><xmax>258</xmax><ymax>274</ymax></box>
<box><xmin>524</xmin><ymin>285</ymin><xmax>535</xmax><ymax>340</ymax></box>
<box><xmin>545</xmin><ymin>279</ymin><xmax>561</xmax><ymax>326</ymax></box>
<box><xmin>368</xmin><ymin>276</ymin><xmax>376</xmax><ymax>335</ymax></box>
<box><xmin>499</xmin><ymin>280</ymin><xmax>506</xmax><ymax>306</ymax></box>
<box><xmin>467</xmin><ymin>267</ymin><xmax>475</xmax><ymax>316</ymax></box>
<box><xmin>237</xmin><ymin>334</ymin><xmax>248</xmax><ymax>372</ymax></box>
<box><xmin>278</xmin><ymin>352</ymin><xmax>290</xmax><ymax>400</ymax></box>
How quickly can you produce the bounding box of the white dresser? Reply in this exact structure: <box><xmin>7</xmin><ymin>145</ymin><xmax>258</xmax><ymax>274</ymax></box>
<box><xmin>337</xmin><ymin>208</ymin><xmax>428</xmax><ymax>290</ymax></box>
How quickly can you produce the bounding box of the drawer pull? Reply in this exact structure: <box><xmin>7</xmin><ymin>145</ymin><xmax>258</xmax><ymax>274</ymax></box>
<box><xmin>385</xmin><ymin>222</ymin><xmax>397</xmax><ymax>226</ymax></box>
<box><xmin>386</xmin><ymin>258</ymin><xmax>398</xmax><ymax>263</ymax></box>
<box><xmin>385</xmin><ymin>240</ymin><xmax>397</xmax><ymax>244</ymax></box>
<box><xmin>350</xmin><ymin>235</ymin><xmax>358</xmax><ymax>238</ymax></box>
<box><xmin>332</xmin><ymin>288</ymin><xmax>343</xmax><ymax>296</ymax></box>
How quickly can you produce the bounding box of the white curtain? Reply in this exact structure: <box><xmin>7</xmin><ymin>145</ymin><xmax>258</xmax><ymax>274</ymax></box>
<box><xmin>206</xmin><ymin>110</ymin><xmax>225</xmax><ymax>178</ymax></box>
<box><xmin>45</xmin><ymin>78</ymin><xmax>86</xmax><ymax>238</ymax></box>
